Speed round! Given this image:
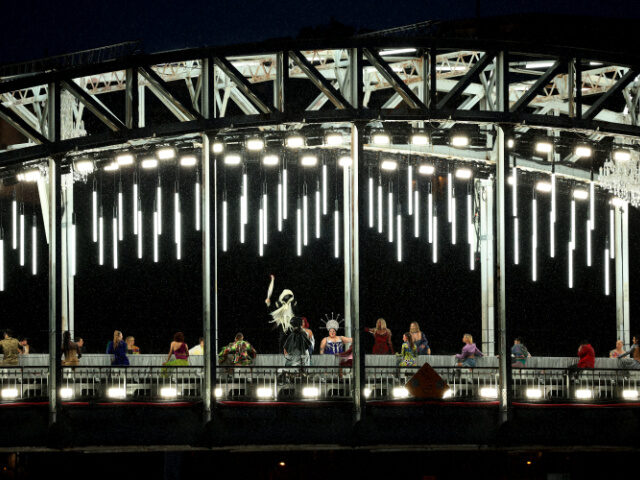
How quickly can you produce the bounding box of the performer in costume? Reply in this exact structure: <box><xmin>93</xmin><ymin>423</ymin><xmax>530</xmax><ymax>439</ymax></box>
<box><xmin>319</xmin><ymin>318</ymin><xmax>353</xmax><ymax>355</ymax></box>
<box><xmin>265</xmin><ymin>275</ymin><xmax>297</xmax><ymax>352</ymax></box>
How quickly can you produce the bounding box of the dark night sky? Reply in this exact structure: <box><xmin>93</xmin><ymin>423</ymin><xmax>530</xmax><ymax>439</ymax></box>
<box><xmin>1</xmin><ymin>0</ymin><xmax>640</xmax><ymax>358</ymax></box>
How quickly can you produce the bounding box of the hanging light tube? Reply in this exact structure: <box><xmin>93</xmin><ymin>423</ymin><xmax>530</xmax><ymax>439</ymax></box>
<box><xmin>397</xmin><ymin>205</ymin><xmax>402</xmax><ymax>262</ymax></box>
<box><xmin>432</xmin><ymin>214</ymin><xmax>438</xmax><ymax>263</ymax></box>
<box><xmin>112</xmin><ymin>209</ymin><xmax>118</xmax><ymax>270</ymax></box>
<box><xmin>407</xmin><ymin>165</ymin><xmax>413</xmax><ymax>215</ymax></box>
<box><xmin>283</xmin><ymin>166</ymin><xmax>288</xmax><ymax>221</ymax></box>
<box><xmin>12</xmin><ymin>196</ymin><xmax>17</xmax><ymax>250</ymax></box>
<box><xmin>153</xmin><ymin>208</ymin><xmax>159</xmax><ymax>263</ymax></box>
<box><xmin>315</xmin><ymin>181</ymin><xmax>321</xmax><ymax>239</ymax></box>
<box><xmin>92</xmin><ymin>185</ymin><xmax>97</xmax><ymax>243</ymax></box>
<box><xmin>368</xmin><ymin>175</ymin><xmax>374</xmax><ymax>228</ymax></box>
<box><xmin>570</xmin><ymin>199</ymin><xmax>576</xmax><ymax>250</ymax></box>
<box><xmin>334</xmin><ymin>199</ymin><xmax>339</xmax><ymax>259</ymax></box>
<box><xmin>277</xmin><ymin>175</ymin><xmax>282</xmax><ymax>232</ymax></box>
<box><xmin>604</xmin><ymin>246</ymin><xmax>610</xmax><ymax>295</ymax></box>
<box><xmin>387</xmin><ymin>184</ymin><xmax>394</xmax><ymax>243</ymax></box>
<box><xmin>414</xmin><ymin>189</ymin><xmax>419</xmax><ymax>238</ymax></box>
<box><xmin>514</xmin><ymin>217</ymin><xmax>519</xmax><ymax>265</ymax></box>
<box><xmin>322</xmin><ymin>163</ymin><xmax>328</xmax><ymax>215</ymax></box>
<box><xmin>512</xmin><ymin>166</ymin><xmax>518</xmax><ymax>217</ymax></box>
<box><xmin>259</xmin><ymin>206</ymin><xmax>264</xmax><ymax>257</ymax></box>
<box><xmin>118</xmin><ymin>181</ymin><xmax>124</xmax><ymax>241</ymax></box>
<box><xmin>195</xmin><ymin>170</ymin><xmax>201</xmax><ymax>231</ymax></box>
<box><xmin>532</xmin><ymin>197</ymin><xmax>537</xmax><ymax>282</ymax></box>
<box><xmin>550</xmin><ymin>173</ymin><xmax>556</xmax><ymax>258</ymax></box>
<box><xmin>447</xmin><ymin>172</ymin><xmax>452</xmax><ymax>223</ymax></box>
<box><xmin>239</xmin><ymin>193</ymin><xmax>245</xmax><ymax>244</ymax></box>
<box><xmin>137</xmin><ymin>206</ymin><xmax>142</xmax><ymax>259</ymax></box>
<box><xmin>242</xmin><ymin>169</ymin><xmax>248</xmax><ymax>225</ymax></box>
<box><xmin>428</xmin><ymin>182</ymin><xmax>433</xmax><ymax>244</ymax></box>
<box><xmin>222</xmin><ymin>196</ymin><xmax>228</xmax><ymax>252</ymax></box>
<box><xmin>589</xmin><ymin>181</ymin><xmax>595</xmax><ymax>230</ymax></box>
<box><xmin>31</xmin><ymin>214</ymin><xmax>37</xmax><ymax>275</ymax></box>
<box><xmin>0</xmin><ymin>230</ymin><xmax>4</xmax><ymax>291</ymax></box>
<box><xmin>568</xmin><ymin>242</ymin><xmax>573</xmax><ymax>288</ymax></box>
<box><xmin>19</xmin><ymin>206</ymin><xmax>24</xmax><ymax>267</ymax></box>
<box><xmin>609</xmin><ymin>208</ymin><xmax>614</xmax><ymax>259</ymax></box>
<box><xmin>377</xmin><ymin>179</ymin><xmax>383</xmax><ymax>234</ymax></box>
<box><xmin>451</xmin><ymin>189</ymin><xmax>456</xmax><ymax>245</ymax></box>
<box><xmin>263</xmin><ymin>187</ymin><xmax>268</xmax><ymax>245</ymax></box>
<box><xmin>174</xmin><ymin>187</ymin><xmax>181</xmax><ymax>260</ymax></box>
<box><xmin>70</xmin><ymin>213</ymin><xmax>76</xmax><ymax>276</ymax></box>
<box><xmin>586</xmin><ymin>220</ymin><xmax>591</xmax><ymax>266</ymax></box>
<box><xmin>99</xmin><ymin>206</ymin><xmax>104</xmax><ymax>266</ymax></box>
<box><xmin>303</xmin><ymin>184</ymin><xmax>309</xmax><ymax>246</ymax></box>
<box><xmin>133</xmin><ymin>175</ymin><xmax>138</xmax><ymax>235</ymax></box>
<box><xmin>296</xmin><ymin>198</ymin><xmax>302</xmax><ymax>256</ymax></box>
<box><xmin>156</xmin><ymin>176</ymin><xmax>163</xmax><ymax>235</ymax></box>
<box><xmin>467</xmin><ymin>188</ymin><xmax>474</xmax><ymax>270</ymax></box>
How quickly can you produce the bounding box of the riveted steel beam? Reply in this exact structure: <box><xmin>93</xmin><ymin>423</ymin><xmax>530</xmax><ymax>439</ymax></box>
<box><xmin>62</xmin><ymin>80</ymin><xmax>125</xmax><ymax>132</ymax></box>
<box><xmin>213</xmin><ymin>56</ymin><xmax>272</xmax><ymax>114</ymax></box>
<box><xmin>289</xmin><ymin>51</ymin><xmax>351</xmax><ymax>109</ymax></box>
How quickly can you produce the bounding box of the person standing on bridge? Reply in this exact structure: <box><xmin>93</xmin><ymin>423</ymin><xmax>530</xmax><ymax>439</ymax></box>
<box><xmin>0</xmin><ymin>330</ymin><xmax>21</xmax><ymax>366</ymax></box>
<box><xmin>106</xmin><ymin>330</ymin><xmax>129</xmax><ymax>366</ymax></box>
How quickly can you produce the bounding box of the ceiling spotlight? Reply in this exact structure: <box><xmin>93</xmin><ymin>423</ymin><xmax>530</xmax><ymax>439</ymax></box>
<box><xmin>573</xmin><ymin>189</ymin><xmax>589</xmax><ymax>200</ymax></box>
<box><xmin>17</xmin><ymin>169</ymin><xmax>41</xmax><ymax>182</ymax></box>
<box><xmin>180</xmin><ymin>156</ymin><xmax>197</xmax><ymax>167</ymax></box>
<box><xmin>455</xmin><ymin>168</ymin><xmax>473</xmax><ymax>179</ymax></box>
<box><xmin>157</xmin><ymin>147</ymin><xmax>176</xmax><ymax>160</ymax></box>
<box><xmin>611</xmin><ymin>197</ymin><xmax>625</xmax><ymax>207</ymax></box>
<box><xmin>613</xmin><ymin>149</ymin><xmax>631</xmax><ymax>162</ymax></box>
<box><xmin>212</xmin><ymin>142</ymin><xmax>224</xmax><ymax>153</ymax></box>
<box><xmin>451</xmin><ymin>135</ymin><xmax>469</xmax><ymax>147</ymax></box>
<box><xmin>246</xmin><ymin>138</ymin><xmax>264</xmax><ymax>151</ymax></box>
<box><xmin>116</xmin><ymin>153</ymin><xmax>134</xmax><ymax>166</ymax></box>
<box><xmin>224</xmin><ymin>154</ymin><xmax>241</xmax><ymax>165</ymax></box>
<box><xmin>372</xmin><ymin>133</ymin><xmax>390</xmax><ymax>145</ymax></box>
<box><xmin>536</xmin><ymin>181</ymin><xmax>552</xmax><ymax>193</ymax></box>
<box><xmin>300</xmin><ymin>155</ymin><xmax>318</xmax><ymax>167</ymax></box>
<box><xmin>575</xmin><ymin>146</ymin><xmax>592</xmax><ymax>157</ymax></box>
<box><xmin>103</xmin><ymin>163</ymin><xmax>119</xmax><ymax>172</ymax></box>
<box><xmin>507</xmin><ymin>138</ymin><xmax>515</xmax><ymax>148</ymax></box>
<box><xmin>380</xmin><ymin>160</ymin><xmax>397</xmax><ymax>171</ymax></box>
<box><xmin>338</xmin><ymin>156</ymin><xmax>352</xmax><ymax>167</ymax></box>
<box><xmin>286</xmin><ymin>136</ymin><xmax>304</xmax><ymax>148</ymax></box>
<box><xmin>326</xmin><ymin>133</ymin><xmax>343</xmax><ymax>146</ymax></box>
<box><xmin>411</xmin><ymin>134</ymin><xmax>429</xmax><ymax>146</ymax></box>
<box><xmin>535</xmin><ymin>141</ymin><xmax>553</xmax><ymax>154</ymax></box>
<box><xmin>262</xmin><ymin>155</ymin><xmax>279</xmax><ymax>166</ymax></box>
<box><xmin>141</xmin><ymin>158</ymin><xmax>158</xmax><ymax>169</ymax></box>
<box><xmin>74</xmin><ymin>160</ymin><xmax>94</xmax><ymax>173</ymax></box>
<box><xmin>418</xmin><ymin>164</ymin><xmax>435</xmax><ymax>175</ymax></box>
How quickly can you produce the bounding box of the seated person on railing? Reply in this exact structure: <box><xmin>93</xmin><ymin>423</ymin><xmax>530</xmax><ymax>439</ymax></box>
<box><xmin>618</xmin><ymin>335</ymin><xmax>640</xmax><ymax>368</ymax></box>
<box><xmin>610</xmin><ymin>339</ymin><xmax>626</xmax><ymax>359</ymax></box>
<box><xmin>164</xmin><ymin>332</ymin><xmax>190</xmax><ymax>366</ymax></box>
<box><xmin>410</xmin><ymin>321</ymin><xmax>430</xmax><ymax>355</ymax></box>
<box><xmin>189</xmin><ymin>337</ymin><xmax>205</xmax><ymax>355</ymax></box>
<box><xmin>218</xmin><ymin>333</ymin><xmax>256</xmax><ymax>366</ymax></box>
<box><xmin>0</xmin><ymin>330</ymin><xmax>21</xmax><ymax>366</ymax></box>
<box><xmin>511</xmin><ymin>337</ymin><xmax>531</xmax><ymax>368</ymax></box>
<box><xmin>125</xmin><ymin>336</ymin><xmax>140</xmax><ymax>355</ymax></box>
<box><xmin>106</xmin><ymin>330</ymin><xmax>129</xmax><ymax>366</ymax></box>
<box><xmin>568</xmin><ymin>340</ymin><xmax>595</xmax><ymax>379</ymax></box>
<box><xmin>19</xmin><ymin>337</ymin><xmax>32</xmax><ymax>354</ymax></box>
<box><xmin>455</xmin><ymin>333</ymin><xmax>483</xmax><ymax>368</ymax></box>
<box><xmin>396</xmin><ymin>333</ymin><xmax>418</xmax><ymax>367</ymax></box>
<box><xmin>365</xmin><ymin>318</ymin><xmax>394</xmax><ymax>355</ymax></box>
<box><xmin>61</xmin><ymin>331</ymin><xmax>83</xmax><ymax>366</ymax></box>
<box><xmin>283</xmin><ymin>317</ymin><xmax>311</xmax><ymax>367</ymax></box>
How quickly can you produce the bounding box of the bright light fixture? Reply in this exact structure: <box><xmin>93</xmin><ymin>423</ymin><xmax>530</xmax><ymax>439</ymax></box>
<box><xmin>103</xmin><ymin>163</ymin><xmax>119</xmax><ymax>171</ymax></box>
<box><xmin>246</xmin><ymin>138</ymin><xmax>264</xmax><ymax>151</ymax></box>
<box><xmin>392</xmin><ymin>387</ymin><xmax>409</xmax><ymax>398</ymax></box>
<box><xmin>224</xmin><ymin>154</ymin><xmax>241</xmax><ymax>165</ymax></box>
<box><xmin>526</xmin><ymin>388</ymin><xmax>542</xmax><ymax>399</ymax></box>
<box><xmin>141</xmin><ymin>158</ymin><xmax>158</xmax><ymax>169</ymax></box>
<box><xmin>379</xmin><ymin>48</ymin><xmax>417</xmax><ymax>56</ymax></box>
<box><xmin>507</xmin><ymin>139</ymin><xmax>515</xmax><ymax>148</ymax></box>
<box><xmin>302</xmin><ymin>387</ymin><xmax>319</xmax><ymax>397</ymax></box>
<box><xmin>575</xmin><ymin>146</ymin><xmax>592</xmax><ymax>157</ymax></box>
<box><xmin>75</xmin><ymin>160</ymin><xmax>94</xmax><ymax>173</ymax></box>
<box><xmin>536</xmin><ymin>181</ymin><xmax>552</xmax><ymax>193</ymax></box>
<box><xmin>442</xmin><ymin>389</ymin><xmax>453</xmax><ymax>399</ymax></box>
<box><xmin>525</xmin><ymin>61</ymin><xmax>554</xmax><ymax>69</ymax></box>
<box><xmin>286</xmin><ymin>136</ymin><xmax>304</xmax><ymax>148</ymax></box>
<box><xmin>535</xmin><ymin>141</ymin><xmax>553</xmax><ymax>154</ymax></box>
<box><xmin>116</xmin><ymin>153</ymin><xmax>134</xmax><ymax>166</ymax></box>
<box><xmin>17</xmin><ymin>170</ymin><xmax>41</xmax><ymax>182</ymax></box>
<box><xmin>380</xmin><ymin>160</ymin><xmax>397</xmax><ymax>171</ymax></box>
<box><xmin>455</xmin><ymin>168</ymin><xmax>473</xmax><ymax>179</ymax></box>
<box><xmin>480</xmin><ymin>387</ymin><xmax>498</xmax><ymax>398</ymax></box>
<box><xmin>157</xmin><ymin>148</ymin><xmax>176</xmax><ymax>160</ymax></box>
<box><xmin>160</xmin><ymin>387</ymin><xmax>178</xmax><ymax>398</ymax></box>
<box><xmin>263</xmin><ymin>155</ymin><xmax>279</xmax><ymax>166</ymax></box>
<box><xmin>214</xmin><ymin>388</ymin><xmax>222</xmax><ymax>397</ymax></box>
<box><xmin>326</xmin><ymin>133</ymin><xmax>343</xmax><ymax>146</ymax></box>
<box><xmin>411</xmin><ymin>134</ymin><xmax>429</xmax><ymax>146</ymax></box>
<box><xmin>372</xmin><ymin>133</ymin><xmax>390</xmax><ymax>145</ymax></box>
<box><xmin>60</xmin><ymin>388</ymin><xmax>73</xmax><ymax>399</ymax></box>
<box><xmin>418</xmin><ymin>164</ymin><xmax>435</xmax><ymax>175</ymax></box>
<box><xmin>614</xmin><ymin>149</ymin><xmax>631</xmax><ymax>162</ymax></box>
<box><xmin>364</xmin><ymin>388</ymin><xmax>371</xmax><ymax>398</ymax></box>
<box><xmin>1</xmin><ymin>388</ymin><xmax>18</xmax><ymax>399</ymax></box>
<box><xmin>576</xmin><ymin>389</ymin><xmax>592</xmax><ymax>399</ymax></box>
<box><xmin>573</xmin><ymin>189</ymin><xmax>589</xmax><ymax>200</ymax></box>
<box><xmin>212</xmin><ymin>142</ymin><xmax>224</xmax><ymax>153</ymax></box>
<box><xmin>107</xmin><ymin>387</ymin><xmax>126</xmax><ymax>399</ymax></box>
<box><xmin>300</xmin><ymin>155</ymin><xmax>318</xmax><ymax>167</ymax></box>
<box><xmin>339</xmin><ymin>156</ymin><xmax>352</xmax><ymax>167</ymax></box>
<box><xmin>451</xmin><ymin>135</ymin><xmax>469</xmax><ymax>147</ymax></box>
<box><xmin>180</xmin><ymin>156</ymin><xmax>197</xmax><ymax>167</ymax></box>
<box><xmin>611</xmin><ymin>197</ymin><xmax>625</xmax><ymax>207</ymax></box>
<box><xmin>622</xmin><ymin>390</ymin><xmax>638</xmax><ymax>400</ymax></box>
<box><xmin>257</xmin><ymin>387</ymin><xmax>273</xmax><ymax>398</ymax></box>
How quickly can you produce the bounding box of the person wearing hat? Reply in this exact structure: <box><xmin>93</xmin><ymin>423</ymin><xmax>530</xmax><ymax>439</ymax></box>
<box><xmin>319</xmin><ymin>320</ymin><xmax>353</xmax><ymax>355</ymax></box>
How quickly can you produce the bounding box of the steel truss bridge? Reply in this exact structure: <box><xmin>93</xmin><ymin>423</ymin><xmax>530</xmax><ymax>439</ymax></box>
<box><xmin>0</xmin><ymin>37</ymin><xmax>639</xmax><ymax>452</ymax></box>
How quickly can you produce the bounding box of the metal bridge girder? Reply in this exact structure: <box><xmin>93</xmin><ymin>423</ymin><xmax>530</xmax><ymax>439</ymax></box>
<box><xmin>0</xmin><ymin>103</ymin><xmax>50</xmax><ymax>144</ymax></box>
<box><xmin>213</xmin><ymin>56</ymin><xmax>272</xmax><ymax>114</ymax></box>
<box><xmin>289</xmin><ymin>50</ymin><xmax>351</xmax><ymax>110</ymax></box>
<box><xmin>139</xmin><ymin>66</ymin><xmax>202</xmax><ymax>122</ymax></box>
<box><xmin>61</xmin><ymin>79</ymin><xmax>125</xmax><ymax>132</ymax></box>
<box><xmin>437</xmin><ymin>52</ymin><xmax>496</xmax><ymax>110</ymax></box>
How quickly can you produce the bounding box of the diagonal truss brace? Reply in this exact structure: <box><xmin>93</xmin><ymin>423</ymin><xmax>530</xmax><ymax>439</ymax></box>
<box><xmin>139</xmin><ymin>66</ymin><xmax>202</xmax><ymax>121</ymax></box>
<box><xmin>289</xmin><ymin>51</ymin><xmax>351</xmax><ymax>109</ymax></box>
<box><xmin>213</xmin><ymin>56</ymin><xmax>272</xmax><ymax>114</ymax></box>
<box><xmin>583</xmin><ymin>68</ymin><xmax>638</xmax><ymax>120</ymax></box>
<box><xmin>363</xmin><ymin>48</ymin><xmax>426</xmax><ymax>109</ymax></box>
<box><xmin>437</xmin><ymin>52</ymin><xmax>496</xmax><ymax>110</ymax></box>
<box><xmin>0</xmin><ymin>103</ymin><xmax>50</xmax><ymax>144</ymax></box>
<box><xmin>61</xmin><ymin>80</ymin><xmax>125</xmax><ymax>132</ymax></box>
<box><xmin>510</xmin><ymin>60</ymin><xmax>565</xmax><ymax>113</ymax></box>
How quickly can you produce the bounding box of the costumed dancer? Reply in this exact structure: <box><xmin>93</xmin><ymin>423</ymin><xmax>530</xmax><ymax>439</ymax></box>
<box><xmin>265</xmin><ymin>274</ymin><xmax>297</xmax><ymax>352</ymax></box>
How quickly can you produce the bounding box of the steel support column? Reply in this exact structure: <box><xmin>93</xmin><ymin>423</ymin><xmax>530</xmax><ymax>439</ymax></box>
<box><xmin>615</xmin><ymin>203</ymin><xmax>630</xmax><ymax>347</ymax></box>
<box><xmin>350</xmin><ymin>123</ymin><xmax>364</xmax><ymax>422</ymax></box>
<box><xmin>48</xmin><ymin>157</ymin><xmax>62</xmax><ymax>426</ymax></box>
<box><xmin>477</xmin><ymin>178</ymin><xmax>494</xmax><ymax>355</ymax></box>
<box><xmin>202</xmin><ymin>133</ymin><xmax>213</xmax><ymax>422</ymax></box>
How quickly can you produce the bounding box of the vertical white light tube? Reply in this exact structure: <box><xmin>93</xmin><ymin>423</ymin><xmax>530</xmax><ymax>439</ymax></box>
<box><xmin>447</xmin><ymin>172</ymin><xmax>452</xmax><ymax>223</ymax></box>
<box><xmin>589</xmin><ymin>181</ymin><xmax>595</xmax><ymax>230</ymax></box>
<box><xmin>586</xmin><ymin>219</ymin><xmax>591</xmax><ymax>266</ymax></box>
<box><xmin>514</xmin><ymin>217</ymin><xmax>519</xmax><ymax>265</ymax></box>
<box><xmin>407</xmin><ymin>165</ymin><xmax>413</xmax><ymax>215</ymax></box>
<box><xmin>388</xmin><ymin>189</ymin><xmax>393</xmax><ymax>242</ymax></box>
<box><xmin>174</xmin><ymin>191</ymin><xmax>181</xmax><ymax>260</ymax></box>
<box><xmin>604</xmin><ymin>248</ymin><xmax>610</xmax><ymax>295</ymax></box>
<box><xmin>12</xmin><ymin>199</ymin><xmax>17</xmax><ymax>250</ymax></box>
<box><xmin>19</xmin><ymin>210</ymin><xmax>24</xmax><ymax>267</ymax></box>
<box><xmin>277</xmin><ymin>179</ymin><xmax>282</xmax><ymax>232</ymax></box>
<box><xmin>133</xmin><ymin>181</ymin><xmax>138</xmax><ymax>235</ymax></box>
<box><xmin>222</xmin><ymin>199</ymin><xmax>228</xmax><ymax>252</ymax></box>
<box><xmin>334</xmin><ymin>205</ymin><xmax>340</xmax><ymax>259</ymax></box>
<box><xmin>377</xmin><ymin>182</ymin><xmax>383</xmax><ymax>233</ymax></box>
<box><xmin>303</xmin><ymin>189</ymin><xmax>308</xmax><ymax>246</ymax></box>
<box><xmin>156</xmin><ymin>179</ymin><xmax>162</xmax><ymax>235</ymax></box>
<box><xmin>570</xmin><ymin>199</ymin><xmax>576</xmax><ymax>250</ymax></box>
<box><xmin>263</xmin><ymin>191</ymin><xmax>268</xmax><ymax>245</ymax></box>
<box><xmin>153</xmin><ymin>210</ymin><xmax>158</xmax><ymax>263</ymax></box>
<box><xmin>239</xmin><ymin>193</ymin><xmax>245</xmax><ymax>244</ymax></box>
<box><xmin>283</xmin><ymin>167</ymin><xmax>288</xmax><ymax>221</ymax></box>
<box><xmin>0</xmin><ymin>237</ymin><xmax>3</xmax><ymax>291</ymax></box>
<box><xmin>432</xmin><ymin>215</ymin><xmax>438</xmax><ymax>263</ymax></box>
<box><xmin>550</xmin><ymin>173</ymin><xmax>556</xmax><ymax>257</ymax></box>
<box><xmin>112</xmin><ymin>215</ymin><xmax>118</xmax><ymax>269</ymax></box>
<box><xmin>259</xmin><ymin>207</ymin><xmax>264</xmax><ymax>257</ymax></box>
<box><xmin>137</xmin><ymin>208</ymin><xmax>142</xmax><ymax>259</ymax></box>
<box><xmin>568</xmin><ymin>242</ymin><xmax>573</xmax><ymax>288</ymax></box>
<box><xmin>414</xmin><ymin>190</ymin><xmax>419</xmax><ymax>238</ymax></box>
<box><xmin>195</xmin><ymin>176</ymin><xmax>201</xmax><ymax>231</ymax></box>
<box><xmin>118</xmin><ymin>188</ymin><xmax>123</xmax><ymax>241</ymax></box>
<box><xmin>428</xmin><ymin>191</ymin><xmax>433</xmax><ymax>243</ymax></box>
<box><xmin>451</xmin><ymin>196</ymin><xmax>457</xmax><ymax>245</ymax></box>
<box><xmin>70</xmin><ymin>216</ymin><xmax>76</xmax><ymax>277</ymax></box>
<box><xmin>315</xmin><ymin>186</ymin><xmax>321</xmax><ymax>239</ymax></box>
<box><xmin>296</xmin><ymin>200</ymin><xmax>302</xmax><ymax>256</ymax></box>
<box><xmin>92</xmin><ymin>190</ymin><xmax>97</xmax><ymax>243</ymax></box>
<box><xmin>99</xmin><ymin>209</ymin><xmax>104</xmax><ymax>266</ymax></box>
<box><xmin>467</xmin><ymin>192</ymin><xmax>474</xmax><ymax>270</ymax></box>
<box><xmin>31</xmin><ymin>215</ymin><xmax>36</xmax><ymax>275</ymax></box>
<box><xmin>512</xmin><ymin>166</ymin><xmax>518</xmax><ymax>217</ymax></box>
<box><xmin>368</xmin><ymin>176</ymin><xmax>374</xmax><ymax>228</ymax></box>
<box><xmin>532</xmin><ymin>198</ymin><xmax>537</xmax><ymax>282</ymax></box>
<box><xmin>241</xmin><ymin>171</ymin><xmax>248</xmax><ymax>226</ymax></box>
<box><xmin>609</xmin><ymin>208</ymin><xmax>615</xmax><ymax>259</ymax></box>
<box><xmin>322</xmin><ymin>163</ymin><xmax>328</xmax><ymax>215</ymax></box>
<box><xmin>397</xmin><ymin>210</ymin><xmax>402</xmax><ymax>262</ymax></box>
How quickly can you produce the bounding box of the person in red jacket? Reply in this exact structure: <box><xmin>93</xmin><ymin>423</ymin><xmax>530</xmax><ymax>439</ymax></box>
<box><xmin>577</xmin><ymin>340</ymin><xmax>596</xmax><ymax>369</ymax></box>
